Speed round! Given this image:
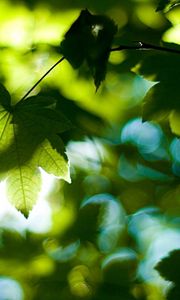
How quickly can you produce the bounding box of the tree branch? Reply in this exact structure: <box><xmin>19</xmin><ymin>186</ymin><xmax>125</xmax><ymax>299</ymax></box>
<box><xmin>111</xmin><ymin>42</ymin><xmax>180</xmax><ymax>54</ymax></box>
<box><xmin>19</xmin><ymin>42</ymin><xmax>179</xmax><ymax>102</ymax></box>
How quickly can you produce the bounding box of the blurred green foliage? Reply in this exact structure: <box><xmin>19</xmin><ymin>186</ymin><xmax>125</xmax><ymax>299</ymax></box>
<box><xmin>155</xmin><ymin>249</ymin><xmax>180</xmax><ymax>299</ymax></box>
<box><xmin>156</xmin><ymin>0</ymin><xmax>180</xmax><ymax>12</ymax></box>
<box><xmin>0</xmin><ymin>0</ymin><xmax>180</xmax><ymax>299</ymax></box>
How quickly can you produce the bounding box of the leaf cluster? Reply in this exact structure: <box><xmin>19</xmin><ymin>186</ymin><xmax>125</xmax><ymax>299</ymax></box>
<box><xmin>0</xmin><ymin>3</ymin><xmax>180</xmax><ymax>299</ymax></box>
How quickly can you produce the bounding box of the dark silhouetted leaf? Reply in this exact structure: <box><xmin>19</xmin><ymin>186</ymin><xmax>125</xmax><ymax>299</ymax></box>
<box><xmin>85</xmin><ymin>13</ymin><xmax>118</xmax><ymax>90</ymax></box>
<box><xmin>60</xmin><ymin>9</ymin><xmax>93</xmax><ymax>68</ymax></box>
<box><xmin>134</xmin><ymin>52</ymin><xmax>180</xmax><ymax>127</ymax></box>
<box><xmin>95</xmin><ymin>284</ymin><xmax>137</xmax><ymax>300</ymax></box>
<box><xmin>60</xmin><ymin>9</ymin><xmax>117</xmax><ymax>89</ymax></box>
<box><xmin>167</xmin><ymin>286</ymin><xmax>180</xmax><ymax>300</ymax></box>
<box><xmin>15</xmin><ymin>96</ymin><xmax>72</xmax><ymax>135</ymax></box>
<box><xmin>0</xmin><ymin>230</ymin><xmax>44</xmax><ymax>260</ymax></box>
<box><xmin>155</xmin><ymin>249</ymin><xmax>180</xmax><ymax>284</ymax></box>
<box><xmin>0</xmin><ymin>83</ymin><xmax>11</xmax><ymax>111</ymax></box>
<box><xmin>39</xmin><ymin>88</ymin><xmax>106</xmax><ymax>142</ymax></box>
<box><xmin>75</xmin><ymin>194</ymin><xmax>126</xmax><ymax>243</ymax></box>
<box><xmin>102</xmin><ymin>248</ymin><xmax>138</xmax><ymax>286</ymax></box>
<box><xmin>155</xmin><ymin>249</ymin><xmax>180</xmax><ymax>300</ymax></box>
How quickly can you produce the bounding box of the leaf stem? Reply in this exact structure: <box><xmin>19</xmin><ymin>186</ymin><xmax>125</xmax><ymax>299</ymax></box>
<box><xmin>19</xmin><ymin>56</ymin><xmax>65</xmax><ymax>102</ymax></box>
<box><xmin>111</xmin><ymin>42</ymin><xmax>180</xmax><ymax>54</ymax></box>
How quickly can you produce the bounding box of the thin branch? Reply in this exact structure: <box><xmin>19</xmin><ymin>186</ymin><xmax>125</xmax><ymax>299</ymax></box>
<box><xmin>111</xmin><ymin>42</ymin><xmax>180</xmax><ymax>54</ymax></box>
<box><xmin>19</xmin><ymin>56</ymin><xmax>65</xmax><ymax>102</ymax></box>
<box><xmin>19</xmin><ymin>41</ymin><xmax>179</xmax><ymax>102</ymax></box>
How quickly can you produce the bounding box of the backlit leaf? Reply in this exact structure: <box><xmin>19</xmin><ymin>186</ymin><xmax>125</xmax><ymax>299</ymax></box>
<box><xmin>0</xmin><ymin>86</ymin><xmax>71</xmax><ymax>216</ymax></box>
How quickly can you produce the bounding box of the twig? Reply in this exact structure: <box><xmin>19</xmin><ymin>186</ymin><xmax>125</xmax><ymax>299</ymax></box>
<box><xmin>19</xmin><ymin>42</ymin><xmax>180</xmax><ymax>102</ymax></box>
<box><xmin>19</xmin><ymin>56</ymin><xmax>65</xmax><ymax>102</ymax></box>
<box><xmin>111</xmin><ymin>42</ymin><xmax>180</xmax><ymax>54</ymax></box>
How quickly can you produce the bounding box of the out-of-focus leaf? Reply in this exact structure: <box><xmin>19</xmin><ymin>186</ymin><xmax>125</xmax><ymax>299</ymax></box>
<box><xmin>15</xmin><ymin>96</ymin><xmax>72</xmax><ymax>134</ymax></box>
<box><xmin>75</xmin><ymin>202</ymin><xmax>101</xmax><ymax>242</ymax></box>
<box><xmin>0</xmin><ymin>277</ymin><xmax>24</xmax><ymax>300</ymax></box>
<box><xmin>95</xmin><ymin>285</ymin><xmax>137</xmax><ymax>300</ymax></box>
<box><xmin>135</xmin><ymin>52</ymin><xmax>180</xmax><ymax>87</ymax></box>
<box><xmin>60</xmin><ymin>9</ymin><xmax>92</xmax><ymax>69</ymax></box>
<box><xmin>155</xmin><ymin>249</ymin><xmax>180</xmax><ymax>300</ymax></box>
<box><xmin>167</xmin><ymin>286</ymin><xmax>180</xmax><ymax>300</ymax></box>
<box><xmin>118</xmin><ymin>154</ymin><xmax>172</xmax><ymax>182</ymax></box>
<box><xmin>76</xmin><ymin>194</ymin><xmax>126</xmax><ymax>243</ymax></box>
<box><xmin>0</xmin><ymin>86</ymin><xmax>71</xmax><ymax>216</ymax></box>
<box><xmin>156</xmin><ymin>0</ymin><xmax>180</xmax><ymax>12</ymax></box>
<box><xmin>169</xmin><ymin>111</ymin><xmax>180</xmax><ymax>136</ymax></box>
<box><xmin>155</xmin><ymin>249</ymin><xmax>180</xmax><ymax>284</ymax></box>
<box><xmin>142</xmin><ymin>82</ymin><xmax>180</xmax><ymax>120</ymax></box>
<box><xmin>86</xmin><ymin>13</ymin><xmax>118</xmax><ymax>90</ymax></box>
<box><xmin>33</xmin><ymin>262</ymin><xmax>72</xmax><ymax>300</ymax></box>
<box><xmin>102</xmin><ymin>248</ymin><xmax>138</xmax><ymax>286</ymax></box>
<box><xmin>60</xmin><ymin>9</ymin><xmax>117</xmax><ymax>89</ymax></box>
<box><xmin>0</xmin><ymin>84</ymin><xmax>11</xmax><ymax>111</ymax></box>
<box><xmin>0</xmin><ymin>230</ymin><xmax>44</xmax><ymax>261</ymax></box>
<box><xmin>134</xmin><ymin>52</ymin><xmax>180</xmax><ymax>123</ymax></box>
<box><xmin>39</xmin><ymin>88</ymin><xmax>106</xmax><ymax>142</ymax></box>
<box><xmin>156</xmin><ymin>0</ymin><xmax>171</xmax><ymax>11</ymax></box>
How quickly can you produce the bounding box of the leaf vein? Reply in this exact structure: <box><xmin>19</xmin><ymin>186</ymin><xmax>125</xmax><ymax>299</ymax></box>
<box><xmin>12</xmin><ymin>123</ymin><xmax>27</xmax><ymax>213</ymax></box>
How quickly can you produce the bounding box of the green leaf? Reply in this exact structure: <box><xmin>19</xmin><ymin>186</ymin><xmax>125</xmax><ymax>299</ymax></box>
<box><xmin>36</xmin><ymin>135</ymin><xmax>70</xmax><ymax>181</ymax></box>
<box><xmin>169</xmin><ymin>111</ymin><xmax>180</xmax><ymax>136</ymax></box>
<box><xmin>0</xmin><ymin>83</ymin><xmax>11</xmax><ymax>111</ymax></box>
<box><xmin>134</xmin><ymin>51</ymin><xmax>180</xmax><ymax>83</ymax></box>
<box><xmin>40</xmin><ymin>89</ymin><xmax>106</xmax><ymax>141</ymax></box>
<box><xmin>15</xmin><ymin>96</ymin><xmax>72</xmax><ymax>134</ymax></box>
<box><xmin>167</xmin><ymin>286</ymin><xmax>180</xmax><ymax>300</ymax></box>
<box><xmin>0</xmin><ymin>231</ymin><xmax>45</xmax><ymax>272</ymax></box>
<box><xmin>155</xmin><ymin>250</ymin><xmax>180</xmax><ymax>300</ymax></box>
<box><xmin>0</xmin><ymin>90</ymin><xmax>71</xmax><ymax>216</ymax></box>
<box><xmin>96</xmin><ymin>285</ymin><xmax>137</xmax><ymax>300</ymax></box>
<box><xmin>85</xmin><ymin>13</ymin><xmax>118</xmax><ymax>90</ymax></box>
<box><xmin>75</xmin><ymin>194</ymin><xmax>126</xmax><ymax>247</ymax></box>
<box><xmin>156</xmin><ymin>0</ymin><xmax>171</xmax><ymax>11</ymax></box>
<box><xmin>60</xmin><ymin>9</ymin><xmax>92</xmax><ymax>69</ymax></box>
<box><xmin>142</xmin><ymin>82</ymin><xmax>179</xmax><ymax>120</ymax></box>
<box><xmin>60</xmin><ymin>9</ymin><xmax>117</xmax><ymax>89</ymax></box>
<box><xmin>155</xmin><ymin>249</ymin><xmax>180</xmax><ymax>284</ymax></box>
<box><xmin>156</xmin><ymin>0</ymin><xmax>180</xmax><ymax>12</ymax></box>
<box><xmin>102</xmin><ymin>248</ymin><xmax>138</xmax><ymax>286</ymax></box>
<box><xmin>134</xmin><ymin>52</ymin><xmax>180</xmax><ymax>126</ymax></box>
